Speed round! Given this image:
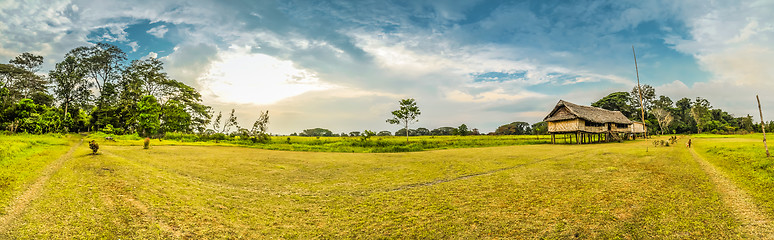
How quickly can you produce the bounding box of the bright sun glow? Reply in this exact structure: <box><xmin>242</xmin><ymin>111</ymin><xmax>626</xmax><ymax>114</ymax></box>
<box><xmin>200</xmin><ymin>45</ymin><xmax>331</xmax><ymax>105</ymax></box>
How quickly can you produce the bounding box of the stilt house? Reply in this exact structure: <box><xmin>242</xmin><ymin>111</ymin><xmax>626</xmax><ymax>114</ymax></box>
<box><xmin>544</xmin><ymin>100</ymin><xmax>639</xmax><ymax>144</ymax></box>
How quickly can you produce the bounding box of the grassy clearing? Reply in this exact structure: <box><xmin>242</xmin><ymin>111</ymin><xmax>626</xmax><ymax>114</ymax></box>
<box><xmin>1</xmin><ymin>135</ymin><xmax>746</xmax><ymax>238</ymax></box>
<box><xmin>692</xmin><ymin>134</ymin><xmax>774</xmax><ymax>217</ymax></box>
<box><xmin>144</xmin><ymin>132</ymin><xmax>551</xmax><ymax>153</ymax></box>
<box><xmin>0</xmin><ymin>134</ymin><xmax>73</xmax><ymax>213</ymax></box>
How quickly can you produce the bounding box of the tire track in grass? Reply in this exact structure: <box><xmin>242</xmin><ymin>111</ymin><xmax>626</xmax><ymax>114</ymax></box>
<box><xmin>689</xmin><ymin>145</ymin><xmax>774</xmax><ymax>238</ymax></box>
<box><xmin>0</xmin><ymin>139</ymin><xmax>82</xmax><ymax>231</ymax></box>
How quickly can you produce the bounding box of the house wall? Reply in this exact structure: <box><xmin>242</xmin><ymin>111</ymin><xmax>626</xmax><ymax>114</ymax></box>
<box><xmin>608</xmin><ymin>123</ymin><xmax>632</xmax><ymax>133</ymax></box>
<box><xmin>631</xmin><ymin>122</ymin><xmax>645</xmax><ymax>133</ymax></box>
<box><xmin>583</xmin><ymin>121</ymin><xmax>606</xmax><ymax>133</ymax></box>
<box><xmin>548</xmin><ymin>119</ymin><xmax>581</xmax><ymax>132</ymax></box>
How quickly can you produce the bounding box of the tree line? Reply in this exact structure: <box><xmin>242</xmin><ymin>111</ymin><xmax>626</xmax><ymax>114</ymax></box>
<box><xmin>0</xmin><ymin>43</ymin><xmax>212</xmax><ymax>136</ymax></box>
<box><xmin>592</xmin><ymin>85</ymin><xmax>769</xmax><ymax>134</ymax></box>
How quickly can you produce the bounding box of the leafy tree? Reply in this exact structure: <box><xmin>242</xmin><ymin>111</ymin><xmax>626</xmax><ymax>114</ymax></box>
<box><xmin>3</xmin><ymin>53</ymin><xmax>47</xmax><ymax>101</ymax></box>
<box><xmin>349</xmin><ymin>131</ymin><xmax>361</xmax><ymax>137</ymax></box>
<box><xmin>301</xmin><ymin>128</ymin><xmax>333</xmax><ymax>137</ymax></box>
<box><xmin>66</xmin><ymin>43</ymin><xmax>126</xmax><ymax>96</ymax></box>
<box><xmin>377</xmin><ymin>130</ymin><xmax>392</xmax><ymax>136</ymax></box>
<box><xmin>592</xmin><ymin>92</ymin><xmax>636</xmax><ymax>118</ymax></box>
<box><xmin>161</xmin><ymin>99</ymin><xmax>191</xmax><ymax>133</ymax></box>
<box><xmin>249</xmin><ymin>110</ymin><xmax>270</xmax><ymax>143</ymax></box>
<box><xmin>361</xmin><ymin>130</ymin><xmax>375</xmax><ymax>141</ymax></box>
<box><xmin>495</xmin><ymin>122</ymin><xmax>530</xmax><ymax>135</ymax></box>
<box><xmin>630</xmin><ymin>84</ymin><xmax>656</xmax><ymax>111</ymax></box>
<box><xmin>531</xmin><ymin>121</ymin><xmax>548</xmax><ymax>135</ymax></box>
<box><xmin>415</xmin><ymin>127</ymin><xmax>431</xmax><ymax>136</ymax></box>
<box><xmin>691</xmin><ymin>97</ymin><xmax>712</xmax><ymax>134</ymax></box>
<box><xmin>137</xmin><ymin>95</ymin><xmax>161</xmax><ymax>137</ymax></box>
<box><xmin>431</xmin><ymin>127</ymin><xmax>455</xmax><ymax>135</ymax></box>
<box><xmin>456</xmin><ymin>124</ymin><xmax>469</xmax><ymax>136</ymax></box>
<box><xmin>50</xmin><ymin>56</ymin><xmax>90</xmax><ymax>127</ymax></box>
<box><xmin>395</xmin><ymin>128</ymin><xmax>418</xmax><ymax>137</ymax></box>
<box><xmin>386</xmin><ymin>98</ymin><xmax>421</xmax><ymax>143</ymax></box>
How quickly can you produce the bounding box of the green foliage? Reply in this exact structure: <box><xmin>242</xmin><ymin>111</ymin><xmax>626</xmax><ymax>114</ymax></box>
<box><xmin>137</xmin><ymin>95</ymin><xmax>161</xmax><ymax>137</ymax></box>
<box><xmin>387</xmin><ymin>98</ymin><xmax>421</xmax><ymax>142</ymax></box>
<box><xmin>361</xmin><ymin>130</ymin><xmax>375</xmax><ymax>141</ymax></box>
<box><xmin>301</xmin><ymin>128</ymin><xmax>333</xmax><ymax>137</ymax></box>
<box><xmin>101</xmin><ymin>124</ymin><xmax>114</xmax><ymax>134</ymax></box>
<box><xmin>456</xmin><ymin>124</ymin><xmax>469</xmax><ymax>136</ymax></box>
<box><xmin>495</xmin><ymin>122</ymin><xmax>531</xmax><ymax>135</ymax></box>
<box><xmin>592</xmin><ymin>92</ymin><xmax>636</xmax><ymax>118</ymax></box>
<box><xmin>88</xmin><ymin>140</ymin><xmax>99</xmax><ymax>154</ymax></box>
<box><xmin>143</xmin><ymin>137</ymin><xmax>150</xmax><ymax>149</ymax></box>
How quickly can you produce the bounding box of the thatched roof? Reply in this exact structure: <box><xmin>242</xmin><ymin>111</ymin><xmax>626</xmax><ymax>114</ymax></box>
<box><xmin>543</xmin><ymin>100</ymin><xmax>633</xmax><ymax>124</ymax></box>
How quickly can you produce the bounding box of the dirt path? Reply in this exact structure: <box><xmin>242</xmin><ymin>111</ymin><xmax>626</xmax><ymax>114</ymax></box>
<box><xmin>688</xmin><ymin>145</ymin><xmax>774</xmax><ymax>238</ymax></box>
<box><xmin>0</xmin><ymin>139</ymin><xmax>83</xmax><ymax>231</ymax></box>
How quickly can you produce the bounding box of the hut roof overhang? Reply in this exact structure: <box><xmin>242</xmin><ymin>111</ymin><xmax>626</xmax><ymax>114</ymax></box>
<box><xmin>543</xmin><ymin>100</ymin><xmax>633</xmax><ymax>124</ymax></box>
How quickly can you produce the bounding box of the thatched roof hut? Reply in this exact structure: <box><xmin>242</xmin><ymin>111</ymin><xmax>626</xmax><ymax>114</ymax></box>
<box><xmin>543</xmin><ymin>100</ymin><xmax>640</xmax><ymax>144</ymax></box>
<box><xmin>544</xmin><ymin>100</ymin><xmax>632</xmax><ymax>125</ymax></box>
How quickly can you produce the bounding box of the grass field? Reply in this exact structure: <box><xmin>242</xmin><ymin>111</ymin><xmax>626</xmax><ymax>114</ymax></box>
<box><xmin>160</xmin><ymin>132</ymin><xmax>552</xmax><ymax>153</ymax></box>
<box><xmin>692</xmin><ymin>134</ymin><xmax>774</xmax><ymax>216</ymax></box>
<box><xmin>1</xmin><ymin>134</ymin><xmax>772</xmax><ymax>238</ymax></box>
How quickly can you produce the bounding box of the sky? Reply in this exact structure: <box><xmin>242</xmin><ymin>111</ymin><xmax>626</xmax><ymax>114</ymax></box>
<box><xmin>1</xmin><ymin>0</ymin><xmax>773</xmax><ymax>134</ymax></box>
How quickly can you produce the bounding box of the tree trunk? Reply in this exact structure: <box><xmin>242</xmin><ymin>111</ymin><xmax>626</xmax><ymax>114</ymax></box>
<box><xmin>405</xmin><ymin>121</ymin><xmax>409</xmax><ymax>143</ymax></box>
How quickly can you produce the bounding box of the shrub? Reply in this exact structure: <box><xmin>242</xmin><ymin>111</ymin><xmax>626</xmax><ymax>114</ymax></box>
<box><xmin>143</xmin><ymin>138</ymin><xmax>150</xmax><ymax>149</ymax></box>
<box><xmin>89</xmin><ymin>140</ymin><xmax>99</xmax><ymax>154</ymax></box>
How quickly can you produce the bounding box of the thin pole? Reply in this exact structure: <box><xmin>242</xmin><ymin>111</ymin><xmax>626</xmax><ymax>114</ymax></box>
<box><xmin>633</xmin><ymin>46</ymin><xmax>647</xmax><ymax>139</ymax></box>
<box><xmin>757</xmin><ymin>95</ymin><xmax>770</xmax><ymax>157</ymax></box>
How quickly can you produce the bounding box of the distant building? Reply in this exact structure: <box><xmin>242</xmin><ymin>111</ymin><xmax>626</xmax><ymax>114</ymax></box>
<box><xmin>543</xmin><ymin>100</ymin><xmax>643</xmax><ymax>144</ymax></box>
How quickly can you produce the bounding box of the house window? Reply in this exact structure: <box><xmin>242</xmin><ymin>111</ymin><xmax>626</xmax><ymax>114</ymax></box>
<box><xmin>616</xmin><ymin>124</ymin><xmax>629</xmax><ymax>128</ymax></box>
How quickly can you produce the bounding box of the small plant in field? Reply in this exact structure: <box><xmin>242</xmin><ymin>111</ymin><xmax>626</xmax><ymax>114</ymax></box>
<box><xmin>89</xmin><ymin>140</ymin><xmax>99</xmax><ymax>154</ymax></box>
<box><xmin>286</xmin><ymin>137</ymin><xmax>291</xmax><ymax>144</ymax></box>
<box><xmin>361</xmin><ymin>130</ymin><xmax>375</xmax><ymax>141</ymax></box>
<box><xmin>143</xmin><ymin>138</ymin><xmax>150</xmax><ymax>149</ymax></box>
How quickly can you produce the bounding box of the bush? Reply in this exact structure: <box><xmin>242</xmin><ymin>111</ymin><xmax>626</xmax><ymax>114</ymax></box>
<box><xmin>89</xmin><ymin>140</ymin><xmax>99</xmax><ymax>154</ymax></box>
<box><xmin>143</xmin><ymin>138</ymin><xmax>150</xmax><ymax>149</ymax></box>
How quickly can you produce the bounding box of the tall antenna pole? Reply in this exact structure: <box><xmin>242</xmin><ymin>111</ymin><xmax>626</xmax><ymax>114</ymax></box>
<box><xmin>632</xmin><ymin>46</ymin><xmax>647</xmax><ymax>139</ymax></box>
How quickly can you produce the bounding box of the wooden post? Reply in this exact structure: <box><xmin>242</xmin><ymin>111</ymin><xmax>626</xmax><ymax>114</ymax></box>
<box><xmin>757</xmin><ymin>95</ymin><xmax>770</xmax><ymax>157</ymax></box>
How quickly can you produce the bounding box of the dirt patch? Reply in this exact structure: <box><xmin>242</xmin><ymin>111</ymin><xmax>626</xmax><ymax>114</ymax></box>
<box><xmin>689</xmin><ymin>146</ymin><xmax>774</xmax><ymax>238</ymax></box>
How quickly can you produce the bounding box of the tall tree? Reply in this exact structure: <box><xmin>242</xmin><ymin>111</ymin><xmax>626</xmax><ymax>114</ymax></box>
<box><xmin>137</xmin><ymin>95</ymin><xmax>161</xmax><ymax>137</ymax></box>
<box><xmin>250</xmin><ymin>110</ymin><xmax>270</xmax><ymax>142</ymax></box>
<box><xmin>66</xmin><ymin>43</ymin><xmax>126</xmax><ymax>96</ymax></box>
<box><xmin>652</xmin><ymin>108</ymin><xmax>674</xmax><ymax>135</ymax></box>
<box><xmin>49</xmin><ymin>56</ymin><xmax>90</xmax><ymax>125</ymax></box>
<box><xmin>386</xmin><ymin>98</ymin><xmax>421</xmax><ymax>143</ymax></box>
<box><xmin>592</xmin><ymin>92</ymin><xmax>636</xmax><ymax>118</ymax></box>
<box><xmin>630</xmin><ymin>85</ymin><xmax>656</xmax><ymax>111</ymax></box>
<box><xmin>691</xmin><ymin>97</ymin><xmax>712</xmax><ymax>134</ymax></box>
<box><xmin>8</xmin><ymin>53</ymin><xmax>47</xmax><ymax>100</ymax></box>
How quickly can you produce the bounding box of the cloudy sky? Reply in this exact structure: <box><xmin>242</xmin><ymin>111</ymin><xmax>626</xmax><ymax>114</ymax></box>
<box><xmin>1</xmin><ymin>0</ymin><xmax>772</xmax><ymax>134</ymax></box>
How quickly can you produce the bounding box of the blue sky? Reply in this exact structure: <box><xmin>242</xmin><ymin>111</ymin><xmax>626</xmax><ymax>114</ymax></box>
<box><xmin>1</xmin><ymin>0</ymin><xmax>773</xmax><ymax>134</ymax></box>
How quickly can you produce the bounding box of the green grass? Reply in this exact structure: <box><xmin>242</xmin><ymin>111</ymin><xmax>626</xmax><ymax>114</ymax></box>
<box><xmin>159</xmin><ymin>132</ymin><xmax>551</xmax><ymax>153</ymax></box>
<box><xmin>1</xmin><ymin>135</ymin><xmax>747</xmax><ymax>238</ymax></box>
<box><xmin>0</xmin><ymin>134</ymin><xmax>73</xmax><ymax>213</ymax></box>
<box><xmin>691</xmin><ymin>134</ymin><xmax>774</xmax><ymax>216</ymax></box>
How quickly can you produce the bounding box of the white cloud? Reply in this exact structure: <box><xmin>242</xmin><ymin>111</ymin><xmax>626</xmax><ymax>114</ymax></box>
<box><xmin>142</xmin><ymin>51</ymin><xmax>157</xmax><ymax>59</ymax></box>
<box><xmin>146</xmin><ymin>25</ymin><xmax>168</xmax><ymax>38</ymax></box>
<box><xmin>199</xmin><ymin>45</ymin><xmax>334</xmax><ymax>105</ymax></box>
<box><xmin>127</xmin><ymin>41</ymin><xmax>138</xmax><ymax>52</ymax></box>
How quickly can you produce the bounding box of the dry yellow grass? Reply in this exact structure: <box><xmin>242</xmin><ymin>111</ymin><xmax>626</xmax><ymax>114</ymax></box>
<box><xmin>0</xmin><ymin>135</ymin><xmax>756</xmax><ymax>238</ymax></box>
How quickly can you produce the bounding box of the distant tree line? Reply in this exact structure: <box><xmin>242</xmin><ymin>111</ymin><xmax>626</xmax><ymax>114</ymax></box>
<box><xmin>592</xmin><ymin>85</ymin><xmax>766</xmax><ymax>134</ymax></box>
